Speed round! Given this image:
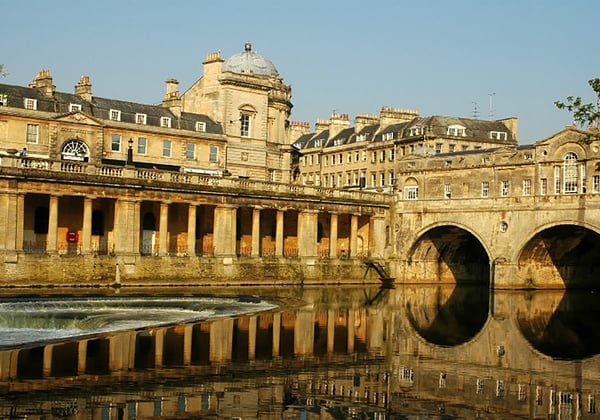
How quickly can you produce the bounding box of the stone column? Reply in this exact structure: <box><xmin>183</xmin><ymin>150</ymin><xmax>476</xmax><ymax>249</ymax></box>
<box><xmin>77</xmin><ymin>340</ymin><xmax>88</xmax><ymax>374</ymax></box>
<box><xmin>154</xmin><ymin>328</ymin><xmax>165</xmax><ymax>368</ymax></box>
<box><xmin>251</xmin><ymin>207</ymin><xmax>261</xmax><ymax>257</ymax></box>
<box><xmin>81</xmin><ymin>197</ymin><xmax>93</xmax><ymax>255</ymax></box>
<box><xmin>183</xmin><ymin>324</ymin><xmax>193</xmax><ymax>365</ymax></box>
<box><xmin>327</xmin><ymin>309</ymin><xmax>335</xmax><ymax>353</ymax></box>
<box><xmin>187</xmin><ymin>204</ymin><xmax>197</xmax><ymax>257</ymax></box>
<box><xmin>248</xmin><ymin>315</ymin><xmax>257</xmax><ymax>359</ymax></box>
<box><xmin>14</xmin><ymin>194</ymin><xmax>24</xmax><ymax>252</ymax></box>
<box><xmin>0</xmin><ymin>193</ymin><xmax>24</xmax><ymax>253</ymax></box>
<box><xmin>347</xmin><ymin>308</ymin><xmax>355</xmax><ymax>353</ymax></box>
<box><xmin>272</xmin><ymin>312</ymin><xmax>281</xmax><ymax>357</ymax></box>
<box><xmin>329</xmin><ymin>213</ymin><xmax>338</xmax><ymax>258</ymax></box>
<box><xmin>213</xmin><ymin>205</ymin><xmax>237</xmax><ymax>257</ymax></box>
<box><xmin>158</xmin><ymin>202</ymin><xmax>169</xmax><ymax>256</ymax></box>
<box><xmin>298</xmin><ymin>210</ymin><xmax>318</xmax><ymax>258</ymax></box>
<box><xmin>294</xmin><ymin>310</ymin><xmax>315</xmax><ymax>356</ymax></box>
<box><xmin>43</xmin><ymin>344</ymin><xmax>53</xmax><ymax>377</ymax></box>
<box><xmin>114</xmin><ymin>199</ymin><xmax>139</xmax><ymax>255</ymax></box>
<box><xmin>47</xmin><ymin>195</ymin><xmax>59</xmax><ymax>253</ymax></box>
<box><xmin>349</xmin><ymin>214</ymin><xmax>359</xmax><ymax>258</ymax></box>
<box><xmin>275</xmin><ymin>210</ymin><xmax>284</xmax><ymax>257</ymax></box>
<box><xmin>369</xmin><ymin>214</ymin><xmax>386</xmax><ymax>258</ymax></box>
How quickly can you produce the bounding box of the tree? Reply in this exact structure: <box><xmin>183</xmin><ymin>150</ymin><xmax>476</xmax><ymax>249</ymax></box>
<box><xmin>555</xmin><ymin>78</ymin><xmax>600</xmax><ymax>143</ymax></box>
<box><xmin>0</xmin><ymin>64</ymin><xmax>6</xmax><ymax>78</ymax></box>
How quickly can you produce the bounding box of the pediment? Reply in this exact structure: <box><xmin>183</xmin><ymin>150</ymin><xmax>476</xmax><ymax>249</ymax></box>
<box><xmin>54</xmin><ymin>111</ymin><xmax>103</xmax><ymax>126</ymax></box>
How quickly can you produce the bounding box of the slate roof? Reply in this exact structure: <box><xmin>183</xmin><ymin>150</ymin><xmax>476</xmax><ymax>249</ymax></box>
<box><xmin>0</xmin><ymin>83</ymin><xmax>223</xmax><ymax>135</ymax></box>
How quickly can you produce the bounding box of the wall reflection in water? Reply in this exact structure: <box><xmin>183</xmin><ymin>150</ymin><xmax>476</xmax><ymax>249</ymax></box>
<box><xmin>1</xmin><ymin>285</ymin><xmax>600</xmax><ymax>418</ymax></box>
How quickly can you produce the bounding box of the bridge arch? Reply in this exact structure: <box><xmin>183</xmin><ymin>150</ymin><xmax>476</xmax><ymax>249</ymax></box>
<box><xmin>404</xmin><ymin>223</ymin><xmax>491</xmax><ymax>285</ymax></box>
<box><xmin>516</xmin><ymin>221</ymin><xmax>600</xmax><ymax>289</ymax></box>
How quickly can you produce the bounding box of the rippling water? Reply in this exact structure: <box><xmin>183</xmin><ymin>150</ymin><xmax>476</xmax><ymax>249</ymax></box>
<box><xmin>0</xmin><ymin>296</ymin><xmax>278</xmax><ymax>347</ymax></box>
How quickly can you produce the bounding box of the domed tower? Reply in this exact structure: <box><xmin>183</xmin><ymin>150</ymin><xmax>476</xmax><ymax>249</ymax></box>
<box><xmin>181</xmin><ymin>43</ymin><xmax>293</xmax><ymax>182</ymax></box>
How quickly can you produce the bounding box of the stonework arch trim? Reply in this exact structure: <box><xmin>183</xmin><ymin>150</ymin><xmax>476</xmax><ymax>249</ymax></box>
<box><xmin>407</xmin><ymin>221</ymin><xmax>492</xmax><ymax>263</ymax></box>
<box><xmin>513</xmin><ymin>219</ymin><xmax>600</xmax><ymax>264</ymax></box>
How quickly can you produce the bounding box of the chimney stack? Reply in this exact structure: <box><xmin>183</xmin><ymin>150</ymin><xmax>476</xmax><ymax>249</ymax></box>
<box><xmin>29</xmin><ymin>69</ymin><xmax>55</xmax><ymax>97</ymax></box>
<box><xmin>162</xmin><ymin>78</ymin><xmax>181</xmax><ymax>117</ymax></box>
<box><xmin>75</xmin><ymin>75</ymin><xmax>93</xmax><ymax>102</ymax></box>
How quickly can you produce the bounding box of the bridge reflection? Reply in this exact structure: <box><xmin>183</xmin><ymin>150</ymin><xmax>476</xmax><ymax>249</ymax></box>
<box><xmin>1</xmin><ymin>286</ymin><xmax>600</xmax><ymax>418</ymax></box>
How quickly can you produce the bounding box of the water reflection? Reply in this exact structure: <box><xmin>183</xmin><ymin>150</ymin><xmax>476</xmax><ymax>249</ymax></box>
<box><xmin>405</xmin><ymin>285</ymin><xmax>489</xmax><ymax>345</ymax></box>
<box><xmin>516</xmin><ymin>289</ymin><xmax>600</xmax><ymax>360</ymax></box>
<box><xmin>0</xmin><ymin>285</ymin><xmax>599</xmax><ymax>418</ymax></box>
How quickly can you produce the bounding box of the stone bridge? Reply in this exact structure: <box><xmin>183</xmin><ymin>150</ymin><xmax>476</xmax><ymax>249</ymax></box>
<box><xmin>393</xmin><ymin>193</ymin><xmax>600</xmax><ymax>289</ymax></box>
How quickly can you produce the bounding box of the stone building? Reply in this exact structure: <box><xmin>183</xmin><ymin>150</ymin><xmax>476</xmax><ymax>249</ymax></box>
<box><xmin>292</xmin><ymin>107</ymin><xmax>517</xmax><ymax>191</ymax></box>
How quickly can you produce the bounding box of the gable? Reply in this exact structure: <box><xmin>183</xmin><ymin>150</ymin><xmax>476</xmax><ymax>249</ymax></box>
<box><xmin>54</xmin><ymin>111</ymin><xmax>103</xmax><ymax>126</ymax></box>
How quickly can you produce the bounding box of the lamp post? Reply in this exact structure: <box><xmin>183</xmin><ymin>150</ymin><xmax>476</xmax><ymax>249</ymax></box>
<box><xmin>127</xmin><ymin>138</ymin><xmax>133</xmax><ymax>166</ymax></box>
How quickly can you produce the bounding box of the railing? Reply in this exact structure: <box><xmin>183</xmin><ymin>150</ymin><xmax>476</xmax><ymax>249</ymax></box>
<box><xmin>0</xmin><ymin>155</ymin><xmax>392</xmax><ymax>204</ymax></box>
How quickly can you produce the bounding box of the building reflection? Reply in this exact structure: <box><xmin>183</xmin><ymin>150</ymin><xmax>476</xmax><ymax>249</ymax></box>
<box><xmin>1</xmin><ymin>286</ymin><xmax>600</xmax><ymax>418</ymax></box>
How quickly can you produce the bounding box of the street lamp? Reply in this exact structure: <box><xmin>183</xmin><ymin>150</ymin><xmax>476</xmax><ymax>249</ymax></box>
<box><xmin>127</xmin><ymin>138</ymin><xmax>133</xmax><ymax>165</ymax></box>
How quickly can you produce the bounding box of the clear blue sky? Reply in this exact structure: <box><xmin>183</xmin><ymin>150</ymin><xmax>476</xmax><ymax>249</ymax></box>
<box><xmin>2</xmin><ymin>0</ymin><xmax>599</xmax><ymax>143</ymax></box>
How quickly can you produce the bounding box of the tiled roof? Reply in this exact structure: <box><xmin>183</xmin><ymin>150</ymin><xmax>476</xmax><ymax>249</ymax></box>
<box><xmin>0</xmin><ymin>83</ymin><xmax>223</xmax><ymax>135</ymax></box>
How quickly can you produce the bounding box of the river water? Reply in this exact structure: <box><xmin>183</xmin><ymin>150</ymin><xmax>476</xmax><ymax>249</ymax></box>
<box><xmin>0</xmin><ymin>284</ymin><xmax>598</xmax><ymax>419</ymax></box>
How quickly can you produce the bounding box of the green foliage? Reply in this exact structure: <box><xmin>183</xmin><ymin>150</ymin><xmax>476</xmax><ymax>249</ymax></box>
<box><xmin>555</xmin><ymin>78</ymin><xmax>600</xmax><ymax>143</ymax></box>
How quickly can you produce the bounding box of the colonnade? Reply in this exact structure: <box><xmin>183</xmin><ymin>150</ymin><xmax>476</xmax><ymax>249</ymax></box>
<box><xmin>0</xmin><ymin>305</ymin><xmax>382</xmax><ymax>380</ymax></box>
<box><xmin>0</xmin><ymin>191</ymin><xmax>388</xmax><ymax>259</ymax></box>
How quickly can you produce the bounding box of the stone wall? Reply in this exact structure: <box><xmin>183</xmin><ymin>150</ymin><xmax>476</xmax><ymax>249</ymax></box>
<box><xmin>1</xmin><ymin>254</ymin><xmax>385</xmax><ymax>288</ymax></box>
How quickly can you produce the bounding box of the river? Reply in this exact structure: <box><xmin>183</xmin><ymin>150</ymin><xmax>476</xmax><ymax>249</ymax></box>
<box><xmin>0</xmin><ymin>284</ymin><xmax>598</xmax><ymax>419</ymax></box>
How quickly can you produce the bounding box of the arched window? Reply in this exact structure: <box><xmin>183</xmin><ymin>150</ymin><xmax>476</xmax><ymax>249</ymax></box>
<box><xmin>403</xmin><ymin>177</ymin><xmax>419</xmax><ymax>200</ymax></box>
<box><xmin>62</xmin><ymin>139</ymin><xmax>90</xmax><ymax>161</ymax></box>
<box><xmin>563</xmin><ymin>152</ymin><xmax>579</xmax><ymax>194</ymax></box>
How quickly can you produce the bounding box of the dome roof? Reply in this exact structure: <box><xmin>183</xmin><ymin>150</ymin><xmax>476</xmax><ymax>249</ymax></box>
<box><xmin>222</xmin><ymin>43</ymin><xmax>278</xmax><ymax>76</ymax></box>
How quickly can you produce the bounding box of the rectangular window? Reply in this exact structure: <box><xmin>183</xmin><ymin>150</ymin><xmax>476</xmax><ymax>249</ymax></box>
<box><xmin>195</xmin><ymin>121</ymin><xmax>206</xmax><ymax>132</ymax></box>
<box><xmin>490</xmin><ymin>131</ymin><xmax>508</xmax><ymax>140</ymax></box>
<box><xmin>162</xmin><ymin>139</ymin><xmax>172</xmax><ymax>157</ymax></box>
<box><xmin>380</xmin><ymin>172</ymin><xmax>385</xmax><ymax>187</ymax></box>
<box><xmin>554</xmin><ymin>166</ymin><xmax>561</xmax><ymax>194</ymax></box>
<box><xmin>390</xmin><ymin>148</ymin><xmax>395</xmax><ymax>161</ymax></box>
<box><xmin>449</xmin><ymin>144</ymin><xmax>456</xmax><ymax>153</ymax></box>
<box><xmin>389</xmin><ymin>171</ymin><xmax>395</xmax><ymax>186</ymax></box>
<box><xmin>309</xmin><ymin>155</ymin><xmax>314</xmax><ymax>166</ymax></box>
<box><xmin>481</xmin><ymin>181</ymin><xmax>489</xmax><ymax>197</ymax></box>
<box><xmin>371</xmin><ymin>151</ymin><xmax>377</xmax><ymax>163</ymax></box>
<box><xmin>347</xmin><ymin>152</ymin><xmax>352</xmax><ymax>163</ymax></box>
<box><xmin>26</xmin><ymin>124</ymin><xmax>39</xmax><ymax>144</ymax></box>
<box><xmin>137</xmin><ymin>137</ymin><xmax>147</xmax><ymax>155</ymax></box>
<box><xmin>540</xmin><ymin>178</ymin><xmax>548</xmax><ymax>195</ymax></box>
<box><xmin>240</xmin><ymin>114</ymin><xmax>250</xmax><ymax>137</ymax></box>
<box><xmin>523</xmin><ymin>179</ymin><xmax>531</xmax><ymax>196</ymax></box>
<box><xmin>109</xmin><ymin>109</ymin><xmax>121</xmax><ymax>121</ymax></box>
<box><xmin>593</xmin><ymin>175</ymin><xmax>600</xmax><ymax>193</ymax></box>
<box><xmin>186</xmin><ymin>143</ymin><xmax>195</xmax><ymax>160</ymax></box>
<box><xmin>160</xmin><ymin>117</ymin><xmax>171</xmax><ymax>128</ymax></box>
<box><xmin>362</xmin><ymin>150</ymin><xmax>367</xmax><ymax>161</ymax></box>
<box><xmin>337</xmin><ymin>173</ymin><xmax>342</xmax><ymax>187</ymax></box>
<box><xmin>436</xmin><ymin>143</ymin><xmax>443</xmax><ymax>154</ymax></box>
<box><xmin>136</xmin><ymin>113</ymin><xmax>147</xmax><ymax>125</ymax></box>
<box><xmin>501</xmin><ymin>180</ymin><xmax>509</xmax><ymax>197</ymax></box>
<box><xmin>405</xmin><ymin>186</ymin><xmax>419</xmax><ymax>200</ymax></box>
<box><xmin>24</xmin><ymin>98</ymin><xmax>37</xmax><ymax>110</ymax></box>
<box><xmin>338</xmin><ymin>154</ymin><xmax>342</xmax><ymax>164</ymax></box>
<box><xmin>444</xmin><ymin>184</ymin><xmax>452</xmax><ymax>199</ymax></box>
<box><xmin>69</xmin><ymin>103</ymin><xmax>82</xmax><ymax>112</ymax></box>
<box><xmin>380</xmin><ymin>150</ymin><xmax>386</xmax><ymax>162</ymax></box>
<box><xmin>0</xmin><ymin>94</ymin><xmax>7</xmax><ymax>106</ymax></box>
<box><xmin>111</xmin><ymin>133</ymin><xmax>121</xmax><ymax>152</ymax></box>
<box><xmin>209</xmin><ymin>145</ymin><xmax>219</xmax><ymax>162</ymax></box>
<box><xmin>371</xmin><ymin>173</ymin><xmax>376</xmax><ymax>187</ymax></box>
